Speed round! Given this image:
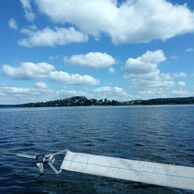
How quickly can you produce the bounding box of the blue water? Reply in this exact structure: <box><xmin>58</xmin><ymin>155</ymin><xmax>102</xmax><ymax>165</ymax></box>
<box><xmin>0</xmin><ymin>105</ymin><xmax>194</xmax><ymax>194</ymax></box>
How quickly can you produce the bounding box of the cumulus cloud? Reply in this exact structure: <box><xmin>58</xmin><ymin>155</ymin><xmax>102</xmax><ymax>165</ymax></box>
<box><xmin>125</xmin><ymin>50</ymin><xmax>166</xmax><ymax>74</ymax></box>
<box><xmin>173</xmin><ymin>72</ymin><xmax>187</xmax><ymax>78</ymax></box>
<box><xmin>172</xmin><ymin>89</ymin><xmax>190</xmax><ymax>97</ymax></box>
<box><xmin>124</xmin><ymin>50</ymin><xmax>174</xmax><ymax>89</ymax></box>
<box><xmin>95</xmin><ymin>86</ymin><xmax>126</xmax><ymax>95</ymax></box>
<box><xmin>177</xmin><ymin>81</ymin><xmax>186</xmax><ymax>87</ymax></box>
<box><xmin>35</xmin><ymin>82</ymin><xmax>48</xmax><ymax>89</ymax></box>
<box><xmin>35</xmin><ymin>0</ymin><xmax>194</xmax><ymax>44</ymax></box>
<box><xmin>18</xmin><ymin>27</ymin><xmax>88</xmax><ymax>47</ymax></box>
<box><xmin>138</xmin><ymin>88</ymin><xmax>167</xmax><ymax>99</ymax></box>
<box><xmin>186</xmin><ymin>48</ymin><xmax>194</xmax><ymax>52</ymax></box>
<box><xmin>171</xmin><ymin>55</ymin><xmax>178</xmax><ymax>60</ymax></box>
<box><xmin>2</xmin><ymin>62</ymin><xmax>55</xmax><ymax>80</ymax></box>
<box><xmin>65</xmin><ymin>52</ymin><xmax>116</xmax><ymax>69</ymax></box>
<box><xmin>94</xmin><ymin>86</ymin><xmax>129</xmax><ymax>100</ymax></box>
<box><xmin>2</xmin><ymin>61</ymin><xmax>100</xmax><ymax>86</ymax></box>
<box><xmin>56</xmin><ymin>89</ymin><xmax>87</xmax><ymax>98</ymax></box>
<box><xmin>1</xmin><ymin>86</ymin><xmax>31</xmax><ymax>94</ymax></box>
<box><xmin>8</xmin><ymin>18</ymin><xmax>18</xmax><ymax>30</ymax></box>
<box><xmin>50</xmin><ymin>71</ymin><xmax>99</xmax><ymax>85</ymax></box>
<box><xmin>20</xmin><ymin>0</ymin><xmax>35</xmax><ymax>21</ymax></box>
<box><xmin>0</xmin><ymin>86</ymin><xmax>46</xmax><ymax>104</ymax></box>
<box><xmin>0</xmin><ymin>86</ymin><xmax>89</xmax><ymax>104</ymax></box>
<box><xmin>108</xmin><ymin>67</ymin><xmax>115</xmax><ymax>74</ymax></box>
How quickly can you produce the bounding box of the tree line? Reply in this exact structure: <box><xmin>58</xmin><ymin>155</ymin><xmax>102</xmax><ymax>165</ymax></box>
<box><xmin>1</xmin><ymin>96</ymin><xmax>194</xmax><ymax>108</ymax></box>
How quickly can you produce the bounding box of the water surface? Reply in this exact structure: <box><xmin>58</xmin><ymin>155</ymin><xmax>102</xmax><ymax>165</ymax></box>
<box><xmin>0</xmin><ymin>105</ymin><xmax>194</xmax><ymax>194</ymax></box>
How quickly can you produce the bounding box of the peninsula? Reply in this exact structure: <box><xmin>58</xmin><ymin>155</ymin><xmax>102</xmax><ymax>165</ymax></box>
<box><xmin>1</xmin><ymin>96</ymin><xmax>194</xmax><ymax>108</ymax></box>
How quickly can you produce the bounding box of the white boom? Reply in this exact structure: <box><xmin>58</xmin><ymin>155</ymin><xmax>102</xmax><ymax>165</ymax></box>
<box><xmin>61</xmin><ymin>150</ymin><xmax>194</xmax><ymax>191</ymax></box>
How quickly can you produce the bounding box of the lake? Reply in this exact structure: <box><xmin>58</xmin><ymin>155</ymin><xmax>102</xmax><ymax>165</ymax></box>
<box><xmin>0</xmin><ymin>105</ymin><xmax>194</xmax><ymax>194</ymax></box>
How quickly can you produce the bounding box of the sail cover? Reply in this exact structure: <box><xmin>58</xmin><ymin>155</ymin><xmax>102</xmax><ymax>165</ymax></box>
<box><xmin>61</xmin><ymin>151</ymin><xmax>194</xmax><ymax>191</ymax></box>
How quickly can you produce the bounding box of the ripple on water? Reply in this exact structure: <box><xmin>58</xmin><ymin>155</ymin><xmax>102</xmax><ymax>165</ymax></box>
<box><xmin>0</xmin><ymin>106</ymin><xmax>194</xmax><ymax>194</ymax></box>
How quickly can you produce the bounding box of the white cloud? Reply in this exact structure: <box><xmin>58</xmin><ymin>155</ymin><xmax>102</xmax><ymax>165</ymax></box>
<box><xmin>2</xmin><ymin>61</ymin><xmax>100</xmax><ymax>86</ymax></box>
<box><xmin>20</xmin><ymin>0</ymin><xmax>35</xmax><ymax>21</ymax></box>
<box><xmin>178</xmin><ymin>81</ymin><xmax>186</xmax><ymax>87</ymax></box>
<box><xmin>2</xmin><ymin>62</ymin><xmax>55</xmax><ymax>80</ymax></box>
<box><xmin>108</xmin><ymin>67</ymin><xmax>115</xmax><ymax>74</ymax></box>
<box><xmin>35</xmin><ymin>0</ymin><xmax>194</xmax><ymax>44</ymax></box>
<box><xmin>35</xmin><ymin>82</ymin><xmax>48</xmax><ymax>89</ymax></box>
<box><xmin>186</xmin><ymin>48</ymin><xmax>194</xmax><ymax>52</ymax></box>
<box><xmin>65</xmin><ymin>52</ymin><xmax>116</xmax><ymax>69</ymax></box>
<box><xmin>124</xmin><ymin>50</ymin><xmax>174</xmax><ymax>89</ymax></box>
<box><xmin>137</xmin><ymin>86</ymin><xmax>193</xmax><ymax>99</ymax></box>
<box><xmin>0</xmin><ymin>86</ymin><xmax>49</xmax><ymax>104</ymax></box>
<box><xmin>50</xmin><ymin>71</ymin><xmax>99</xmax><ymax>85</ymax></box>
<box><xmin>174</xmin><ymin>72</ymin><xmax>187</xmax><ymax>78</ymax></box>
<box><xmin>125</xmin><ymin>50</ymin><xmax>166</xmax><ymax>74</ymax></box>
<box><xmin>49</xmin><ymin>55</ymin><xmax>61</xmax><ymax>60</ymax></box>
<box><xmin>56</xmin><ymin>89</ymin><xmax>87</xmax><ymax>98</ymax></box>
<box><xmin>138</xmin><ymin>88</ymin><xmax>167</xmax><ymax>99</ymax></box>
<box><xmin>171</xmin><ymin>55</ymin><xmax>178</xmax><ymax>60</ymax></box>
<box><xmin>0</xmin><ymin>86</ymin><xmax>89</xmax><ymax>104</ymax></box>
<box><xmin>1</xmin><ymin>86</ymin><xmax>31</xmax><ymax>94</ymax></box>
<box><xmin>95</xmin><ymin>86</ymin><xmax>126</xmax><ymax>95</ymax></box>
<box><xmin>18</xmin><ymin>27</ymin><xmax>88</xmax><ymax>47</ymax></box>
<box><xmin>8</xmin><ymin>18</ymin><xmax>18</xmax><ymax>30</ymax></box>
<box><xmin>172</xmin><ymin>89</ymin><xmax>190</xmax><ymax>97</ymax></box>
<box><xmin>0</xmin><ymin>90</ymin><xmax>5</xmax><ymax>96</ymax></box>
<box><xmin>94</xmin><ymin>86</ymin><xmax>129</xmax><ymax>100</ymax></box>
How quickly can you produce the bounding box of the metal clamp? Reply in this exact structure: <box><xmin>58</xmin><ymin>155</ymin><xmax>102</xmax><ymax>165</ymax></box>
<box><xmin>17</xmin><ymin>149</ymin><xmax>69</xmax><ymax>174</ymax></box>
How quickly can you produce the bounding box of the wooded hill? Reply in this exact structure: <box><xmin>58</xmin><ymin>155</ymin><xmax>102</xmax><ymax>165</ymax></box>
<box><xmin>1</xmin><ymin>96</ymin><xmax>194</xmax><ymax>108</ymax></box>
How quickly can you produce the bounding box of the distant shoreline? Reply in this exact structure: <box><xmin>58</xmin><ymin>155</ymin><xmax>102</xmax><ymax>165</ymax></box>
<box><xmin>1</xmin><ymin>96</ymin><xmax>194</xmax><ymax>108</ymax></box>
<box><xmin>1</xmin><ymin>104</ymin><xmax>194</xmax><ymax>109</ymax></box>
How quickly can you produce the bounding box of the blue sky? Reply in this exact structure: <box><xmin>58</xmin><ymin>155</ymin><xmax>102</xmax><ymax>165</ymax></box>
<box><xmin>0</xmin><ymin>0</ymin><xmax>194</xmax><ymax>104</ymax></box>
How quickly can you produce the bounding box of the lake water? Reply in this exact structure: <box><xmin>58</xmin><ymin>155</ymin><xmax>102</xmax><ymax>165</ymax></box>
<box><xmin>0</xmin><ymin>105</ymin><xmax>194</xmax><ymax>194</ymax></box>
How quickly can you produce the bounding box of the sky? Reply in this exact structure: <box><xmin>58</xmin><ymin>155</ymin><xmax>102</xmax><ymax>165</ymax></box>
<box><xmin>0</xmin><ymin>0</ymin><xmax>194</xmax><ymax>104</ymax></box>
